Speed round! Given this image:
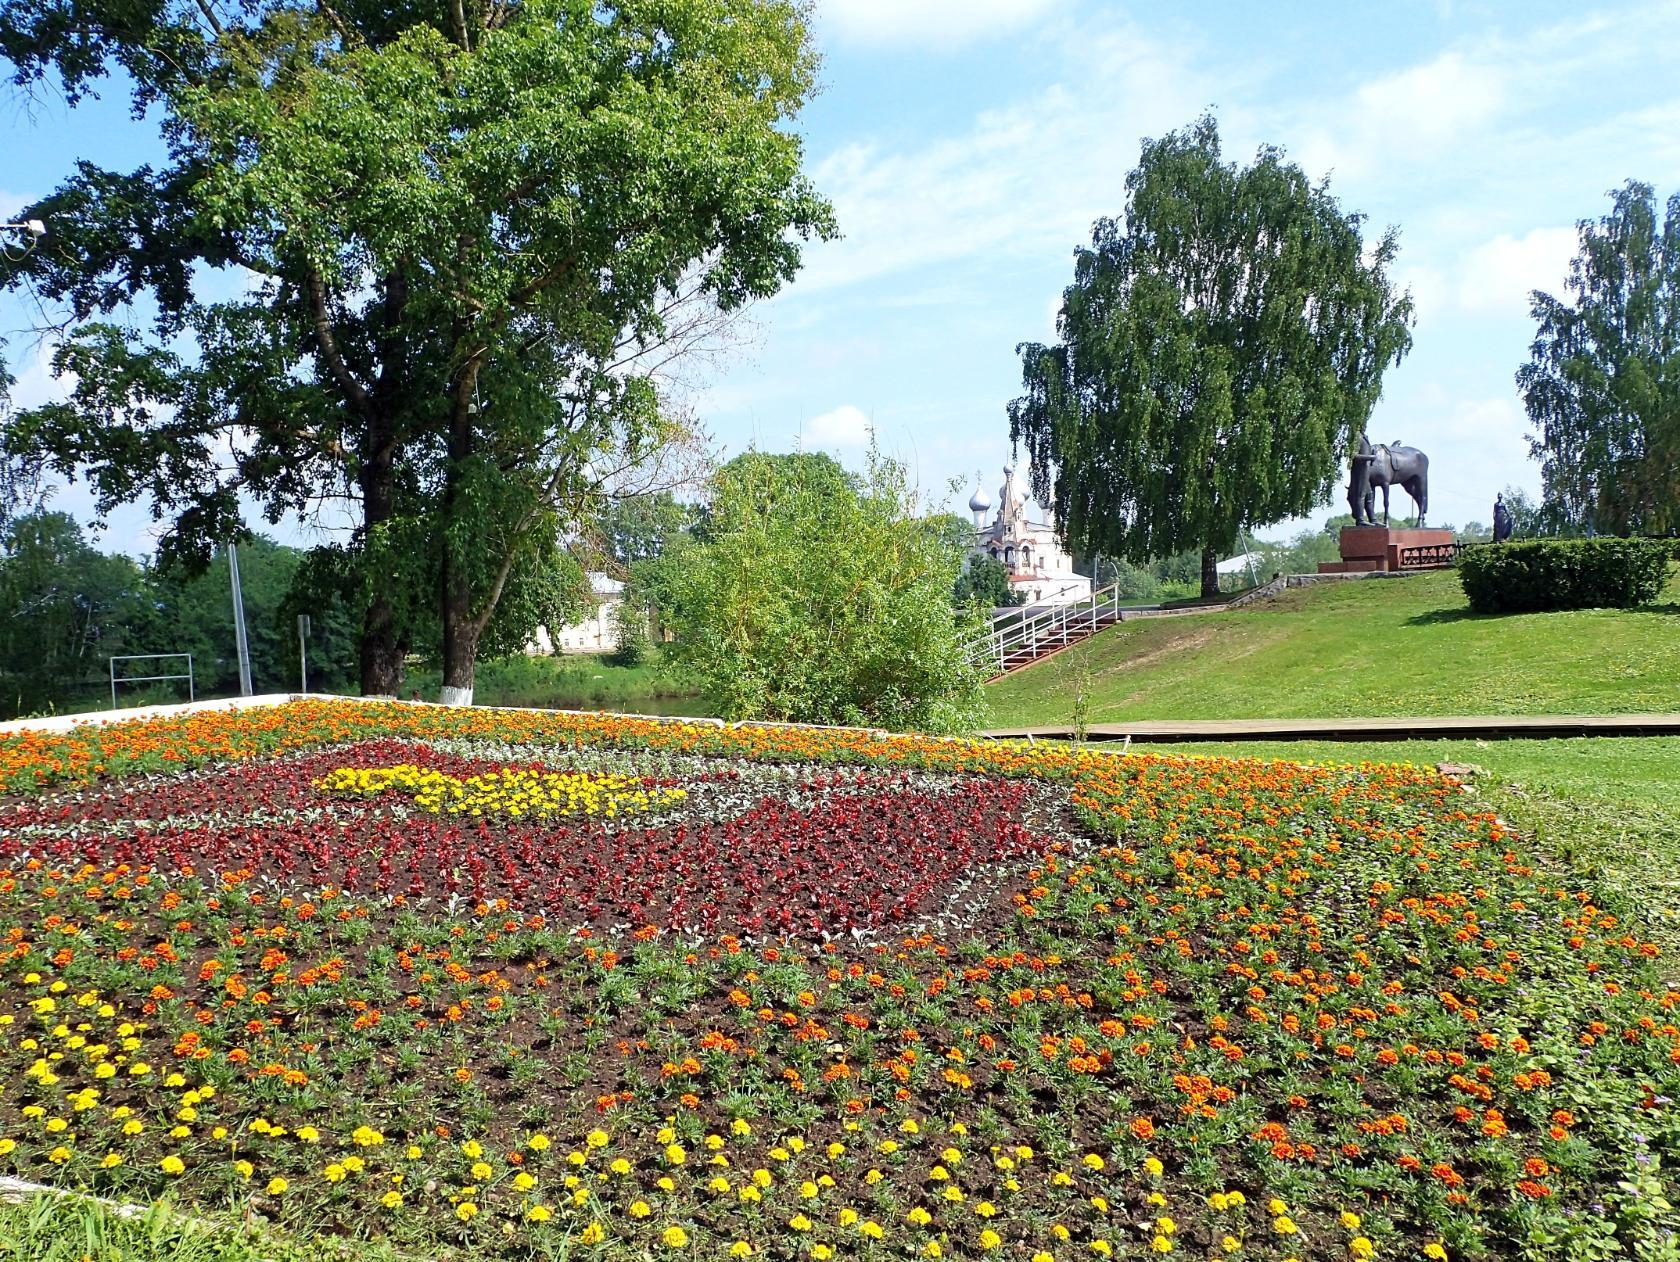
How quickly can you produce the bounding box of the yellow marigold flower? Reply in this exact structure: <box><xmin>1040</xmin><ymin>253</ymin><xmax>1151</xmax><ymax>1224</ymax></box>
<box><xmin>123</xmin><ymin>1120</ymin><xmax>143</xmax><ymax>1136</ymax></box>
<box><xmin>1152</xmin><ymin>1238</ymin><xmax>1173</xmax><ymax>1254</ymax></box>
<box><xmin>1083</xmin><ymin>1153</ymin><xmax>1104</xmax><ymax>1171</ymax></box>
<box><xmin>382</xmin><ymin>1191</ymin><xmax>403</xmax><ymax>1209</ymax></box>
<box><xmin>1147</xmin><ymin>1192</ymin><xmax>1166</xmax><ymax>1207</ymax></box>
<box><xmin>266</xmin><ymin>1177</ymin><xmax>288</xmax><ymax>1196</ymax></box>
<box><xmin>160</xmin><ymin>1156</ymin><xmax>185</xmax><ymax>1175</ymax></box>
<box><xmin>1052</xmin><ymin>1172</ymin><xmax>1074</xmax><ymax>1187</ymax></box>
<box><xmin>1091</xmin><ymin>1244</ymin><xmax>1113</xmax><ymax>1257</ymax></box>
<box><xmin>1091</xmin><ymin>1196</ymin><xmax>1109</xmax><ymax>1213</ymax></box>
<box><xmin>1221</xmin><ymin>1239</ymin><xmax>1241</xmax><ymax>1255</ymax></box>
<box><xmin>1424</xmin><ymin>1248</ymin><xmax>1448</xmax><ymax>1262</ymax></box>
<box><xmin>752</xmin><ymin>1168</ymin><xmax>773</xmax><ymax>1188</ymax></box>
<box><xmin>100</xmin><ymin>1153</ymin><xmax>122</xmax><ymax>1169</ymax></box>
<box><xmin>611</xmin><ymin>1158</ymin><xmax>632</xmax><ymax>1176</ymax></box>
<box><xmin>979</xmin><ymin>1229</ymin><xmax>1002</xmax><ymax>1249</ymax></box>
<box><xmin>1033</xmin><ymin>1253</ymin><xmax>1056</xmax><ymax>1262</ymax></box>
<box><xmin>234</xmin><ymin>1160</ymin><xmax>253</xmax><ymax>1179</ymax></box>
<box><xmin>665</xmin><ymin>1143</ymin><xmax>686</xmax><ymax>1165</ymax></box>
<box><xmin>880</xmin><ymin>1139</ymin><xmax>900</xmax><ymax>1154</ymax></box>
<box><xmin>790</xmin><ymin>1214</ymin><xmax>814</xmax><ymax>1232</ymax></box>
<box><xmin>1157</xmin><ymin>1218</ymin><xmax>1177</xmax><ymax>1235</ymax></box>
<box><xmin>352</xmin><ymin>1125</ymin><xmax>384</xmax><ymax>1147</ymax></box>
<box><xmin>1226</xmin><ymin>1191</ymin><xmax>1246</xmax><ymax>1208</ymax></box>
<box><xmin>1209</xmin><ymin>1193</ymin><xmax>1229</xmax><ymax>1211</ymax></box>
<box><xmin>976</xmin><ymin>1201</ymin><xmax>997</xmax><ymax>1218</ymax></box>
<box><xmin>47</xmin><ymin>1147</ymin><xmax>71</xmax><ymax>1164</ymax></box>
<box><xmin>572</xmin><ymin>1218</ymin><xmax>597</xmax><ymax>1238</ymax></box>
<box><xmin>709</xmin><ymin>1177</ymin><xmax>732</xmax><ymax>1194</ymax></box>
<box><xmin>1269</xmin><ymin>1200</ymin><xmax>1288</xmax><ymax>1216</ymax></box>
<box><xmin>324</xmin><ymin>1164</ymin><xmax>347</xmax><ymax>1183</ymax></box>
<box><xmin>800</xmin><ymin>1181</ymin><xmax>819</xmax><ymax>1199</ymax></box>
<box><xmin>630</xmin><ymin>1201</ymin><xmax>652</xmax><ymax>1219</ymax></box>
<box><xmin>531</xmin><ymin>1133</ymin><xmax>553</xmax><ymax>1151</ymax></box>
<box><xmin>827</xmin><ymin>1142</ymin><xmax>845</xmax><ymax>1158</ymax></box>
<box><xmin>471</xmin><ymin>1161</ymin><xmax>493</xmax><ymax>1181</ymax></box>
<box><xmin>513</xmin><ymin>1172</ymin><xmax>536</xmax><ymax>1192</ymax></box>
<box><xmin>657</xmin><ymin>1176</ymin><xmax>675</xmax><ymax>1192</ymax></box>
<box><xmin>838</xmin><ymin>1208</ymin><xmax>859</xmax><ymax>1227</ymax></box>
<box><xmin>861</xmin><ymin>1221</ymin><xmax>884</xmax><ymax>1240</ymax></box>
<box><xmin>908</xmin><ymin>1207</ymin><xmax>933</xmax><ymax>1226</ymax></box>
<box><xmin>941</xmin><ymin>1147</ymin><xmax>962</xmax><ymax>1164</ymax></box>
<box><xmin>1143</xmin><ymin>1157</ymin><xmax>1163</xmax><ymax>1177</ymax></box>
<box><xmin>788</xmin><ymin>1137</ymin><xmax>806</xmax><ymax>1154</ymax></box>
<box><xmin>1351</xmin><ymin>1240</ymin><xmax>1375</xmax><ymax>1260</ymax></box>
<box><xmin>45</xmin><ymin>1118</ymin><xmax>68</xmax><ymax>1133</ymax></box>
<box><xmin>900</xmin><ymin>1120</ymin><xmax>920</xmax><ymax>1134</ymax></box>
<box><xmin>456</xmin><ymin>1202</ymin><xmax>478</xmax><ymax>1222</ymax></box>
<box><xmin>864</xmin><ymin>1168</ymin><xmax>884</xmax><ymax>1185</ymax></box>
<box><xmin>461</xmin><ymin>1140</ymin><xmax>483</xmax><ymax>1159</ymax></box>
<box><xmin>730</xmin><ymin>1243</ymin><xmax>754</xmax><ymax>1258</ymax></box>
<box><xmin>406</xmin><ymin>1145</ymin><xmax>423</xmax><ymax>1160</ymax></box>
<box><xmin>731</xmin><ymin>1119</ymin><xmax>753</xmax><ymax>1137</ymax></box>
<box><xmin>811</xmin><ymin>1246</ymin><xmax>834</xmax><ymax>1261</ymax></box>
<box><xmin>662</xmin><ymin>1226</ymin><xmax>689</xmax><ymax>1248</ymax></box>
<box><xmin>1274</xmin><ymin>1217</ymin><xmax>1299</xmax><ymax>1236</ymax></box>
<box><xmin>738</xmin><ymin>1185</ymin><xmax>761</xmax><ymax>1204</ymax></box>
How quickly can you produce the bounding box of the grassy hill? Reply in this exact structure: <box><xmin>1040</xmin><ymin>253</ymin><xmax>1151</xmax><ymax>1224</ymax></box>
<box><xmin>985</xmin><ymin>566</ymin><xmax>1680</xmax><ymax>726</ymax></box>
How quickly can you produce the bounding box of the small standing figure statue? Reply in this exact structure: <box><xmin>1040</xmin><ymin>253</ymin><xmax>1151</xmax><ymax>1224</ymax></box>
<box><xmin>1492</xmin><ymin>492</ymin><xmax>1513</xmax><ymax>543</ymax></box>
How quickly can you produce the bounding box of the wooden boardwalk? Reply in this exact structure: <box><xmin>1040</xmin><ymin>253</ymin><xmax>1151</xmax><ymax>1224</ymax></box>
<box><xmin>980</xmin><ymin>713</ymin><xmax>1680</xmax><ymax>744</ymax></box>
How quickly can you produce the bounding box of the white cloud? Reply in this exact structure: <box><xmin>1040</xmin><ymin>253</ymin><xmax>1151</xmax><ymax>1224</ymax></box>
<box><xmin>1455</xmin><ymin>226</ymin><xmax>1577</xmax><ymax>314</ymax></box>
<box><xmin>795</xmin><ymin>20</ymin><xmax>1210</xmax><ymax>294</ymax></box>
<box><xmin>803</xmin><ymin>403</ymin><xmax>874</xmax><ymax>448</ymax></box>
<box><xmin>817</xmin><ymin>0</ymin><xmax>1057</xmax><ymax>48</ymax></box>
<box><xmin>1291</xmin><ymin>52</ymin><xmax>1507</xmax><ymax>184</ymax></box>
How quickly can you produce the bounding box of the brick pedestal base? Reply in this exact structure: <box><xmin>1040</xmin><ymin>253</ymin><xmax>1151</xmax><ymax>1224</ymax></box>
<box><xmin>1319</xmin><ymin>526</ymin><xmax>1456</xmax><ymax>573</ymax></box>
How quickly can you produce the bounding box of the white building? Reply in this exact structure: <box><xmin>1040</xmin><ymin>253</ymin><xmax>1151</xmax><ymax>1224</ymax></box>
<box><xmin>967</xmin><ymin>465</ymin><xmax>1092</xmax><ymax>606</ymax></box>
<box><xmin>529</xmin><ymin>572</ymin><xmax>626</xmax><ymax>655</ymax></box>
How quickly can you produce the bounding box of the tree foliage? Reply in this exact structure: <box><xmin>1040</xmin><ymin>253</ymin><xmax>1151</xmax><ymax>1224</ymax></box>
<box><xmin>1010</xmin><ymin>114</ymin><xmax>1414</xmax><ymax>596</ymax></box>
<box><xmin>1517</xmin><ymin>181</ymin><xmax>1680</xmax><ymax>536</ymax></box>
<box><xmin>953</xmin><ymin>555</ymin><xmax>1023</xmax><ymax>608</ymax></box>
<box><xmin>0</xmin><ymin>514</ymin><xmax>364</xmax><ymax>716</ymax></box>
<box><xmin>639</xmin><ymin>450</ymin><xmax>986</xmax><ymax>732</ymax></box>
<box><xmin>0</xmin><ymin>0</ymin><xmax>834</xmax><ymax>699</ymax></box>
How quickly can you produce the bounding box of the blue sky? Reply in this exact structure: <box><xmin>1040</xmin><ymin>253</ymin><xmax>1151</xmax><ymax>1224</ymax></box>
<box><xmin>5</xmin><ymin>0</ymin><xmax>1680</xmax><ymax>555</ymax></box>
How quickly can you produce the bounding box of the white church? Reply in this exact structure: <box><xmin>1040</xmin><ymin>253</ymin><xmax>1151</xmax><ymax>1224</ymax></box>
<box><xmin>967</xmin><ymin>464</ymin><xmax>1092</xmax><ymax>607</ymax></box>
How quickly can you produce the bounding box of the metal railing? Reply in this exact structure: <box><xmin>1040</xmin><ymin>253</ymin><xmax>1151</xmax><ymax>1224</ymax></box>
<box><xmin>109</xmin><ymin>653</ymin><xmax>195</xmax><ymax>709</ymax></box>
<box><xmin>962</xmin><ymin>581</ymin><xmax>1128</xmax><ymax>678</ymax></box>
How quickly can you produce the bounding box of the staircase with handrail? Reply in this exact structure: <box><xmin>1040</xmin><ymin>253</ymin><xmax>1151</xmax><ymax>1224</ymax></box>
<box><xmin>962</xmin><ymin>581</ymin><xmax>1129</xmax><ymax>681</ymax></box>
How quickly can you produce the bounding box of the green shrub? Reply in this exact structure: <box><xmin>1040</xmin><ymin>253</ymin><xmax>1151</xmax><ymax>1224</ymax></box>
<box><xmin>1459</xmin><ymin>538</ymin><xmax>1674</xmax><ymax>613</ymax></box>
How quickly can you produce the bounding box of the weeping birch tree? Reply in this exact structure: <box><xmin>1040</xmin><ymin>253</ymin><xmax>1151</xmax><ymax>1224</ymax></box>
<box><xmin>1009</xmin><ymin>115</ymin><xmax>1414</xmax><ymax>597</ymax></box>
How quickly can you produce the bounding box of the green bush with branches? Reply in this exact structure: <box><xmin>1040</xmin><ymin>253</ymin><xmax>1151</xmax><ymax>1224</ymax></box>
<box><xmin>1459</xmin><ymin>538</ymin><xmax>1674</xmax><ymax>613</ymax></box>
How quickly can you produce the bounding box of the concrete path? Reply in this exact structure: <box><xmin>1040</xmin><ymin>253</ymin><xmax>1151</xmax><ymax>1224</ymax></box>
<box><xmin>980</xmin><ymin>713</ymin><xmax>1680</xmax><ymax>743</ymax></box>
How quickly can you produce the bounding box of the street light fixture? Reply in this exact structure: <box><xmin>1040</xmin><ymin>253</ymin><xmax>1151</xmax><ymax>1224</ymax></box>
<box><xmin>1</xmin><ymin>219</ymin><xmax>46</xmax><ymax>261</ymax></box>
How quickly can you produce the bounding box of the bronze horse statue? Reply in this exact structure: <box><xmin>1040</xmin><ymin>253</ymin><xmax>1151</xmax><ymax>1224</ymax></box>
<box><xmin>1349</xmin><ymin>435</ymin><xmax>1429</xmax><ymax>527</ymax></box>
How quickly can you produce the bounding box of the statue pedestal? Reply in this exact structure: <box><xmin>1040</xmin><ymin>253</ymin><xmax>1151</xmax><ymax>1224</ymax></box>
<box><xmin>1319</xmin><ymin>526</ymin><xmax>1456</xmax><ymax>574</ymax></box>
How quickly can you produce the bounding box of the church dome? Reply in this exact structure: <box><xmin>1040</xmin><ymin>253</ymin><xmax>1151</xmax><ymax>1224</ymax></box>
<box><xmin>968</xmin><ymin>478</ymin><xmax>992</xmax><ymax>513</ymax></box>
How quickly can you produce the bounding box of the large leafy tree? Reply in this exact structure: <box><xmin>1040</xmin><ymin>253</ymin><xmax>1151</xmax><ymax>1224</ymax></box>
<box><xmin>0</xmin><ymin>0</ymin><xmax>834</xmax><ymax>700</ymax></box>
<box><xmin>1009</xmin><ymin>115</ymin><xmax>1414</xmax><ymax>597</ymax></box>
<box><xmin>1517</xmin><ymin>181</ymin><xmax>1680</xmax><ymax>536</ymax></box>
<box><xmin>0</xmin><ymin>511</ymin><xmax>155</xmax><ymax>716</ymax></box>
<box><xmin>639</xmin><ymin>449</ymin><xmax>986</xmax><ymax>732</ymax></box>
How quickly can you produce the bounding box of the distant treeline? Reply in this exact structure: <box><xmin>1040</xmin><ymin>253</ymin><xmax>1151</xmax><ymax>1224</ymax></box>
<box><xmin>0</xmin><ymin>512</ymin><xmax>359</xmax><ymax>719</ymax></box>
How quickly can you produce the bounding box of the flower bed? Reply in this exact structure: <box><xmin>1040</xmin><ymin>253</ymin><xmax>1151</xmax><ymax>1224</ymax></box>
<box><xmin>0</xmin><ymin>700</ymin><xmax>1676</xmax><ymax>1260</ymax></box>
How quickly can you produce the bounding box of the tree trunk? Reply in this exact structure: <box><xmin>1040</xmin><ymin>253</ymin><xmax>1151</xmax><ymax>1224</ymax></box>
<box><xmin>439</xmin><ymin>568</ymin><xmax>478</xmax><ymax>707</ymax></box>
<box><xmin>358</xmin><ymin>409</ymin><xmax>405</xmax><ymax>696</ymax></box>
<box><xmin>1200</xmin><ymin>545</ymin><xmax>1220</xmax><ymax>599</ymax></box>
<box><xmin>438</xmin><ymin>375</ymin><xmax>479</xmax><ymax>707</ymax></box>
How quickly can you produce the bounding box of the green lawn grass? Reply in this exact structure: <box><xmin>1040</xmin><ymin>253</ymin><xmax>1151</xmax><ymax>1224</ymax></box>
<box><xmin>410</xmin><ymin>652</ymin><xmax>710</xmax><ymax>716</ymax></box>
<box><xmin>985</xmin><ymin>566</ymin><xmax>1680</xmax><ymax>725</ymax></box>
<box><xmin>1124</xmin><ymin>733</ymin><xmax>1680</xmax><ymax>971</ymax></box>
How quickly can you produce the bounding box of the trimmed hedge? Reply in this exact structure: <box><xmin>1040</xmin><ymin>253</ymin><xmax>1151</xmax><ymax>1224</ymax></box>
<box><xmin>1459</xmin><ymin>538</ymin><xmax>1674</xmax><ymax>613</ymax></box>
